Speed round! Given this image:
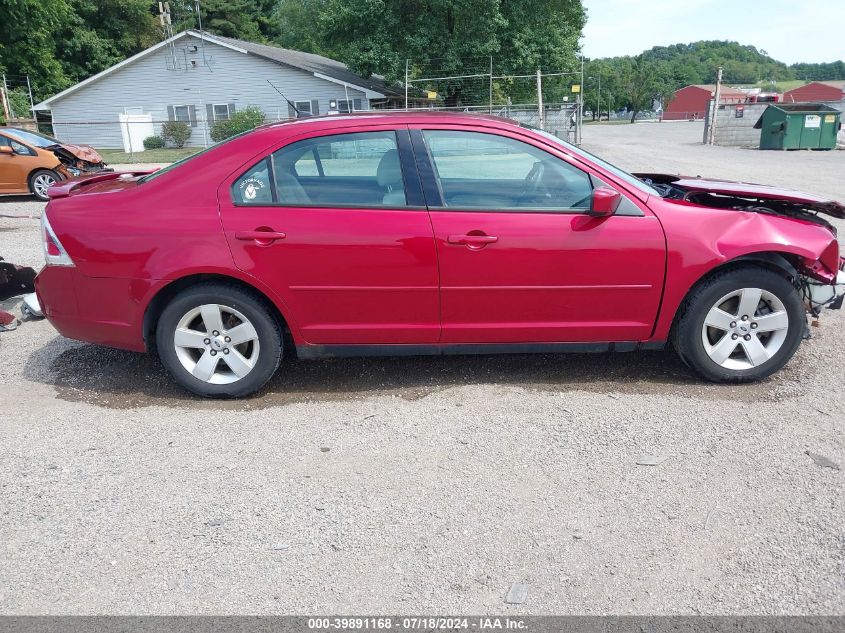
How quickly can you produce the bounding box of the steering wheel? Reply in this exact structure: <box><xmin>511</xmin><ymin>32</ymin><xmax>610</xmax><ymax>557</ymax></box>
<box><xmin>518</xmin><ymin>161</ymin><xmax>548</xmax><ymax>204</ymax></box>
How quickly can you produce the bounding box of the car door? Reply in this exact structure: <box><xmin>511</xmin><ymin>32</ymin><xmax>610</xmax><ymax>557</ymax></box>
<box><xmin>0</xmin><ymin>135</ymin><xmax>37</xmax><ymax>193</ymax></box>
<box><xmin>218</xmin><ymin>125</ymin><xmax>440</xmax><ymax>346</ymax></box>
<box><xmin>411</xmin><ymin>126</ymin><xmax>666</xmax><ymax>344</ymax></box>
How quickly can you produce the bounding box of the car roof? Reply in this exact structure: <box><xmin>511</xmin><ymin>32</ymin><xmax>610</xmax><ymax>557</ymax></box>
<box><xmin>255</xmin><ymin>110</ymin><xmax>519</xmax><ymax>133</ymax></box>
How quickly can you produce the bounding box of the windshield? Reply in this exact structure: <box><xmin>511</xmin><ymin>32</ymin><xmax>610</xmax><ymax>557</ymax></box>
<box><xmin>138</xmin><ymin>129</ymin><xmax>254</xmax><ymax>184</ymax></box>
<box><xmin>8</xmin><ymin>128</ymin><xmax>58</xmax><ymax>148</ymax></box>
<box><xmin>525</xmin><ymin>126</ymin><xmax>659</xmax><ymax>196</ymax></box>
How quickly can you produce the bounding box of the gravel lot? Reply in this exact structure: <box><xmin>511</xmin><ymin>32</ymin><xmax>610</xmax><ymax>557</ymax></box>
<box><xmin>0</xmin><ymin>123</ymin><xmax>843</xmax><ymax>615</ymax></box>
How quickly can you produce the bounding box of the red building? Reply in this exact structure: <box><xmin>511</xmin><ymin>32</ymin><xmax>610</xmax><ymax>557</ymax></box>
<box><xmin>782</xmin><ymin>81</ymin><xmax>845</xmax><ymax>103</ymax></box>
<box><xmin>663</xmin><ymin>84</ymin><xmax>748</xmax><ymax>121</ymax></box>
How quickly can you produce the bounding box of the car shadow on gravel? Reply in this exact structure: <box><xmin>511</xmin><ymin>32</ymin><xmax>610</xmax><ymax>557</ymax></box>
<box><xmin>23</xmin><ymin>334</ymin><xmax>792</xmax><ymax>410</ymax></box>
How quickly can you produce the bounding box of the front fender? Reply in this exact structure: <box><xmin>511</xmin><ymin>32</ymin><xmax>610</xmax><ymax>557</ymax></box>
<box><xmin>648</xmin><ymin>199</ymin><xmax>837</xmax><ymax>341</ymax></box>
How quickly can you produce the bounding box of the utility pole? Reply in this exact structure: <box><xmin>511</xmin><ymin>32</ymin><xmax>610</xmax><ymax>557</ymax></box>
<box><xmin>404</xmin><ymin>59</ymin><xmax>409</xmax><ymax>111</ymax></box>
<box><xmin>488</xmin><ymin>56</ymin><xmax>493</xmax><ymax>114</ymax></box>
<box><xmin>589</xmin><ymin>74</ymin><xmax>602</xmax><ymax>122</ymax></box>
<box><xmin>0</xmin><ymin>82</ymin><xmax>12</xmax><ymax>123</ymax></box>
<box><xmin>26</xmin><ymin>75</ymin><xmax>35</xmax><ymax>118</ymax></box>
<box><xmin>536</xmin><ymin>69</ymin><xmax>544</xmax><ymax>129</ymax></box>
<box><xmin>708</xmin><ymin>66</ymin><xmax>723</xmax><ymax>145</ymax></box>
<box><xmin>578</xmin><ymin>56</ymin><xmax>585</xmax><ymax>144</ymax></box>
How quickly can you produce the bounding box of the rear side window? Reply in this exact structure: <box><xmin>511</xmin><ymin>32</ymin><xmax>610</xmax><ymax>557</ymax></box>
<box><xmin>232</xmin><ymin>158</ymin><xmax>273</xmax><ymax>204</ymax></box>
<box><xmin>422</xmin><ymin>130</ymin><xmax>593</xmax><ymax>211</ymax></box>
<box><xmin>232</xmin><ymin>131</ymin><xmax>408</xmax><ymax>207</ymax></box>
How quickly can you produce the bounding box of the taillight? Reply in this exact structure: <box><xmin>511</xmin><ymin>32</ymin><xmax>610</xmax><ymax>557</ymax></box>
<box><xmin>41</xmin><ymin>211</ymin><xmax>74</xmax><ymax>267</ymax></box>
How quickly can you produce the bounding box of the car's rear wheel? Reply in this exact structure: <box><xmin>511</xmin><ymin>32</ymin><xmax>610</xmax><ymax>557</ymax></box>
<box><xmin>673</xmin><ymin>266</ymin><xmax>805</xmax><ymax>382</ymax></box>
<box><xmin>29</xmin><ymin>169</ymin><xmax>59</xmax><ymax>201</ymax></box>
<box><xmin>156</xmin><ymin>284</ymin><xmax>282</xmax><ymax>397</ymax></box>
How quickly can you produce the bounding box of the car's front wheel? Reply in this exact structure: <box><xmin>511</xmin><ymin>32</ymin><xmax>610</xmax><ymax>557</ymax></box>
<box><xmin>673</xmin><ymin>266</ymin><xmax>805</xmax><ymax>382</ymax></box>
<box><xmin>156</xmin><ymin>284</ymin><xmax>282</xmax><ymax>397</ymax></box>
<box><xmin>29</xmin><ymin>169</ymin><xmax>59</xmax><ymax>201</ymax></box>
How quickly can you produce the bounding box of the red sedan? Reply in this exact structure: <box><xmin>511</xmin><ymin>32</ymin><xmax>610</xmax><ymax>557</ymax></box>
<box><xmin>35</xmin><ymin>113</ymin><xmax>845</xmax><ymax>397</ymax></box>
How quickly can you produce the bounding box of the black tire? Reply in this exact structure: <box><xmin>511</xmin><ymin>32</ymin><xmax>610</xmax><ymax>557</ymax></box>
<box><xmin>672</xmin><ymin>266</ymin><xmax>805</xmax><ymax>382</ymax></box>
<box><xmin>156</xmin><ymin>283</ymin><xmax>282</xmax><ymax>398</ymax></box>
<box><xmin>29</xmin><ymin>169</ymin><xmax>60</xmax><ymax>201</ymax></box>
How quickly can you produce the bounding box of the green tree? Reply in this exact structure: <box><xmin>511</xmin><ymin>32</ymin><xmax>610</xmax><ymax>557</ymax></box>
<box><xmin>601</xmin><ymin>55</ymin><xmax>672</xmax><ymax>122</ymax></box>
<box><xmin>272</xmin><ymin>0</ymin><xmax>328</xmax><ymax>54</ymax></box>
<box><xmin>0</xmin><ymin>0</ymin><xmax>74</xmax><ymax>99</ymax></box>
<box><xmin>275</xmin><ymin>0</ymin><xmax>585</xmax><ymax>106</ymax></box>
<box><xmin>169</xmin><ymin>0</ymin><xmax>277</xmax><ymax>42</ymax></box>
<box><xmin>791</xmin><ymin>61</ymin><xmax>845</xmax><ymax>81</ymax></box>
<box><xmin>56</xmin><ymin>0</ymin><xmax>162</xmax><ymax>84</ymax></box>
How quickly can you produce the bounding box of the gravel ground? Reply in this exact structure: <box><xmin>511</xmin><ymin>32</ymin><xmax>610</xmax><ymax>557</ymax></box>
<box><xmin>0</xmin><ymin>123</ymin><xmax>843</xmax><ymax>615</ymax></box>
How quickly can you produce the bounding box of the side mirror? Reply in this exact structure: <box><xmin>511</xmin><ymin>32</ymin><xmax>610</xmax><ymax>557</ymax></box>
<box><xmin>590</xmin><ymin>186</ymin><xmax>622</xmax><ymax>216</ymax></box>
<box><xmin>0</xmin><ymin>146</ymin><xmax>13</xmax><ymax>155</ymax></box>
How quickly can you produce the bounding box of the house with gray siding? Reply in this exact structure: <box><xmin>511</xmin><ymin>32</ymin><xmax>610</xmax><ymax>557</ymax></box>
<box><xmin>33</xmin><ymin>30</ymin><xmax>403</xmax><ymax>149</ymax></box>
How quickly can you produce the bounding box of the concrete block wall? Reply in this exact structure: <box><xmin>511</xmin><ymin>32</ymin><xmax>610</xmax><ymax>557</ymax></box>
<box><xmin>709</xmin><ymin>103</ymin><xmax>768</xmax><ymax>147</ymax></box>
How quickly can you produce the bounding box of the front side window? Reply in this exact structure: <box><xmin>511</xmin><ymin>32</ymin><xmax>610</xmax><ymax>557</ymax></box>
<box><xmin>422</xmin><ymin>130</ymin><xmax>593</xmax><ymax>211</ymax></box>
<box><xmin>232</xmin><ymin>130</ymin><xmax>407</xmax><ymax>208</ymax></box>
<box><xmin>1</xmin><ymin>136</ymin><xmax>35</xmax><ymax>156</ymax></box>
<box><xmin>9</xmin><ymin>139</ymin><xmax>33</xmax><ymax>155</ymax></box>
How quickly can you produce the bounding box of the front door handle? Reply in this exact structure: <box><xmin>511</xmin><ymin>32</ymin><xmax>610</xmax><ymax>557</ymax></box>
<box><xmin>235</xmin><ymin>229</ymin><xmax>287</xmax><ymax>245</ymax></box>
<box><xmin>447</xmin><ymin>233</ymin><xmax>498</xmax><ymax>249</ymax></box>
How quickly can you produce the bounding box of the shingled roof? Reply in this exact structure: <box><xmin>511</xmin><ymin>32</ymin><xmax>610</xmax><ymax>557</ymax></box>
<box><xmin>209</xmin><ymin>33</ymin><xmax>400</xmax><ymax>98</ymax></box>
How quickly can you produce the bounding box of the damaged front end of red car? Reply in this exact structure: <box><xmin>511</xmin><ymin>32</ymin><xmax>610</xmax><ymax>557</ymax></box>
<box><xmin>637</xmin><ymin>172</ymin><xmax>845</xmax><ymax>315</ymax></box>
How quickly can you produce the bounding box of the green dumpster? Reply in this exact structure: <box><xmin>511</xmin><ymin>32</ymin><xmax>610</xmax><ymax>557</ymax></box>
<box><xmin>754</xmin><ymin>103</ymin><xmax>841</xmax><ymax>150</ymax></box>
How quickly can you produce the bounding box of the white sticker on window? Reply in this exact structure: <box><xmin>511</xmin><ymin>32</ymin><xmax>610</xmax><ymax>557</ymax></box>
<box><xmin>239</xmin><ymin>177</ymin><xmax>265</xmax><ymax>201</ymax></box>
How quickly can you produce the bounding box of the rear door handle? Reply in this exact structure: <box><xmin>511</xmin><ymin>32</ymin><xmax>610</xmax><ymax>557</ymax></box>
<box><xmin>234</xmin><ymin>230</ymin><xmax>287</xmax><ymax>244</ymax></box>
<box><xmin>447</xmin><ymin>234</ymin><xmax>498</xmax><ymax>248</ymax></box>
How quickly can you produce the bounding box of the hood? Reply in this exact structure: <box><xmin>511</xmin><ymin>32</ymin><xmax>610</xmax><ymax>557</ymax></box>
<box><xmin>45</xmin><ymin>142</ymin><xmax>104</xmax><ymax>164</ymax></box>
<box><xmin>634</xmin><ymin>173</ymin><xmax>845</xmax><ymax>219</ymax></box>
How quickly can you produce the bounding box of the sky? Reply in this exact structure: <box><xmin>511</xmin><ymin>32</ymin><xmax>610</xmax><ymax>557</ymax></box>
<box><xmin>581</xmin><ymin>0</ymin><xmax>845</xmax><ymax>64</ymax></box>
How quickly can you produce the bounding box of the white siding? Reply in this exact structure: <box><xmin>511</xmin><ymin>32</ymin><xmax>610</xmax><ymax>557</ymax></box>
<box><xmin>48</xmin><ymin>34</ymin><xmax>368</xmax><ymax>149</ymax></box>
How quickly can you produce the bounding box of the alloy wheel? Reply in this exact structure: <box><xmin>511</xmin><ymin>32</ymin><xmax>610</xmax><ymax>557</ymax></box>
<box><xmin>173</xmin><ymin>303</ymin><xmax>260</xmax><ymax>384</ymax></box>
<box><xmin>700</xmin><ymin>287</ymin><xmax>789</xmax><ymax>370</ymax></box>
<box><xmin>33</xmin><ymin>173</ymin><xmax>56</xmax><ymax>198</ymax></box>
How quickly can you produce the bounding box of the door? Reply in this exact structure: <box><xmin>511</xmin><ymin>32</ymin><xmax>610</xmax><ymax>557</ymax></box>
<box><xmin>0</xmin><ymin>135</ymin><xmax>39</xmax><ymax>193</ymax></box>
<box><xmin>218</xmin><ymin>126</ymin><xmax>440</xmax><ymax>345</ymax></box>
<box><xmin>413</xmin><ymin>127</ymin><xmax>666</xmax><ymax>344</ymax></box>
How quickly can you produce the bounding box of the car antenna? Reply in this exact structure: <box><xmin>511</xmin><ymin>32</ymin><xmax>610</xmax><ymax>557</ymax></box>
<box><xmin>266</xmin><ymin>80</ymin><xmax>300</xmax><ymax>117</ymax></box>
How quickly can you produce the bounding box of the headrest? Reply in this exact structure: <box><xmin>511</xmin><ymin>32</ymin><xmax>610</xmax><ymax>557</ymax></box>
<box><xmin>376</xmin><ymin>149</ymin><xmax>403</xmax><ymax>187</ymax></box>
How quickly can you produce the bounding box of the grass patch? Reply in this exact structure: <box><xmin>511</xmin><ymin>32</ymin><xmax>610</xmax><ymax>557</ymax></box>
<box><xmin>99</xmin><ymin>147</ymin><xmax>200</xmax><ymax>164</ymax></box>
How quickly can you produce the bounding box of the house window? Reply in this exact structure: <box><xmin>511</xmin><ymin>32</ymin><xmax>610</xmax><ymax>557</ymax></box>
<box><xmin>331</xmin><ymin>98</ymin><xmax>364</xmax><ymax>113</ymax></box>
<box><xmin>294</xmin><ymin>101</ymin><xmax>313</xmax><ymax>118</ymax></box>
<box><xmin>212</xmin><ymin>104</ymin><xmax>232</xmax><ymax>121</ymax></box>
<box><xmin>173</xmin><ymin>105</ymin><xmax>191</xmax><ymax>122</ymax></box>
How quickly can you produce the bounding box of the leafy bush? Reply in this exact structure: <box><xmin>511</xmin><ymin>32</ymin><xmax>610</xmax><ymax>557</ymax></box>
<box><xmin>210</xmin><ymin>106</ymin><xmax>265</xmax><ymax>142</ymax></box>
<box><xmin>143</xmin><ymin>135</ymin><xmax>165</xmax><ymax>150</ymax></box>
<box><xmin>161</xmin><ymin>121</ymin><xmax>192</xmax><ymax>148</ymax></box>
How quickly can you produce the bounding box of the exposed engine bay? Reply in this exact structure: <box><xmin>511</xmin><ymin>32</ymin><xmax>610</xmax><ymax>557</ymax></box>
<box><xmin>46</xmin><ymin>143</ymin><xmax>109</xmax><ymax>177</ymax></box>
<box><xmin>635</xmin><ymin>173</ymin><xmax>840</xmax><ymax>234</ymax></box>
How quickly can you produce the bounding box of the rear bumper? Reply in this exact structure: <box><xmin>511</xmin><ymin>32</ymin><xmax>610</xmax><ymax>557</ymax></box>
<box><xmin>35</xmin><ymin>266</ymin><xmax>154</xmax><ymax>352</ymax></box>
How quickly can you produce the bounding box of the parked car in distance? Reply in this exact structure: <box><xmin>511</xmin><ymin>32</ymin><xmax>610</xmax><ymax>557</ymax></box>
<box><xmin>0</xmin><ymin>127</ymin><xmax>108</xmax><ymax>200</ymax></box>
<box><xmin>34</xmin><ymin>113</ymin><xmax>845</xmax><ymax>397</ymax></box>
